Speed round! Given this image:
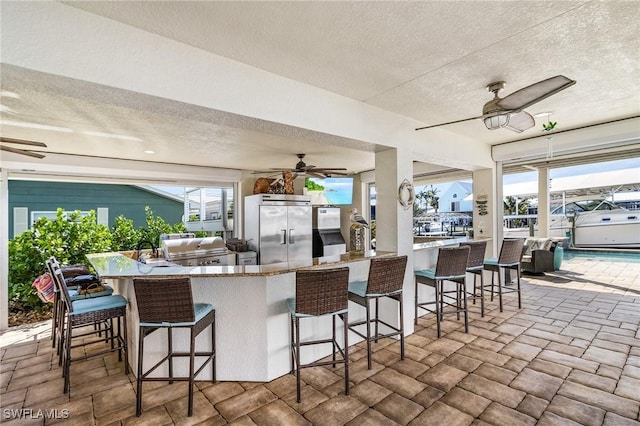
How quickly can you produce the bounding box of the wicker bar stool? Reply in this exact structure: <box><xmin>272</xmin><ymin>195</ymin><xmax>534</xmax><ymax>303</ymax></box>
<box><xmin>414</xmin><ymin>246</ymin><xmax>470</xmax><ymax>338</ymax></box>
<box><xmin>483</xmin><ymin>238</ymin><xmax>525</xmax><ymax>312</ymax></box>
<box><xmin>46</xmin><ymin>257</ymin><xmax>115</xmax><ymax>362</ymax></box>
<box><xmin>288</xmin><ymin>267</ymin><xmax>350</xmax><ymax>403</ymax></box>
<box><xmin>133</xmin><ymin>277</ymin><xmax>216</xmax><ymax>417</ymax></box>
<box><xmin>460</xmin><ymin>241</ymin><xmax>488</xmax><ymax>317</ymax></box>
<box><xmin>50</xmin><ymin>263</ymin><xmax>128</xmax><ymax>394</ymax></box>
<box><xmin>348</xmin><ymin>255</ymin><xmax>407</xmax><ymax>370</ymax></box>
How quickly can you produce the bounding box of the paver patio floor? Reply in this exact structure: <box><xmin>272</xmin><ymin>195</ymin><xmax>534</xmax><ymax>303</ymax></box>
<box><xmin>2</xmin><ymin>255</ymin><xmax>639</xmax><ymax>425</ymax></box>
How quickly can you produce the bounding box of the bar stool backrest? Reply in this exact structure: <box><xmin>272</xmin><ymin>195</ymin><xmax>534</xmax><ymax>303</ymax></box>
<box><xmin>435</xmin><ymin>246</ymin><xmax>470</xmax><ymax>277</ymax></box>
<box><xmin>498</xmin><ymin>239</ymin><xmax>525</xmax><ymax>265</ymax></box>
<box><xmin>295</xmin><ymin>267</ymin><xmax>349</xmax><ymax>316</ymax></box>
<box><xmin>461</xmin><ymin>241</ymin><xmax>488</xmax><ymax>269</ymax></box>
<box><xmin>366</xmin><ymin>255</ymin><xmax>408</xmax><ymax>295</ymax></box>
<box><xmin>134</xmin><ymin>278</ymin><xmax>195</xmax><ymax>323</ymax></box>
<box><xmin>49</xmin><ymin>259</ymin><xmax>75</xmax><ymax>313</ymax></box>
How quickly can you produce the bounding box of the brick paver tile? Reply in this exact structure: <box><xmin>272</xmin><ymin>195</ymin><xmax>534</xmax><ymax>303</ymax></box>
<box><xmin>345</xmin><ymin>408</ymin><xmax>399</xmax><ymax>426</ymax></box>
<box><xmin>417</xmin><ymin>363</ymin><xmax>467</xmax><ymax>392</ymax></box>
<box><xmin>537</xmin><ymin>349</ymin><xmax>599</xmax><ymax>372</ymax></box>
<box><xmin>439</xmin><ymin>387</ymin><xmax>491</xmax><ymax>418</ymax></box>
<box><xmin>374</xmin><ymin>393</ymin><xmax>423</xmax><ymax>425</ymax></box>
<box><xmin>456</xmin><ymin>346</ymin><xmax>511</xmax><ymax>367</ymax></box>
<box><xmin>492</xmin><ymin>323</ymin><xmax>528</xmax><ymax>336</ymax></box>
<box><xmin>370</xmin><ymin>368</ymin><xmax>426</xmax><ymax>399</ymax></box>
<box><xmin>567</xmin><ymin>369</ymin><xmax>617</xmax><ymax>392</ymax></box>
<box><xmin>583</xmin><ymin>346</ymin><xmax>628</xmax><ymax>368</ymax></box>
<box><xmin>391</xmin><ymin>358</ymin><xmax>429</xmax><ymax>378</ymax></box>
<box><xmin>546</xmin><ymin>394</ymin><xmax>606</xmax><ymax>426</ymax></box>
<box><xmin>500</xmin><ymin>341</ymin><xmax>542</xmax><ymax>361</ymax></box>
<box><xmin>602</xmin><ymin>412</ymin><xmax>640</xmax><ymax>426</ymax></box>
<box><xmin>526</xmin><ymin>359</ymin><xmax>572</xmax><ymax>379</ymax></box>
<box><xmin>164</xmin><ymin>392</ymin><xmax>221</xmax><ymax>425</ymax></box>
<box><xmin>537</xmin><ymin>411</ymin><xmax>583</xmax><ymax>426</ymax></box>
<box><xmin>215</xmin><ymin>385</ymin><xmax>277</xmax><ymax>422</ymax></box>
<box><xmin>410</xmin><ymin>384</ymin><xmax>444</xmax><ymax>408</ymax></box>
<box><xmin>409</xmin><ymin>401</ymin><xmax>473</xmax><ymax>426</ymax></box>
<box><xmin>349</xmin><ymin>379</ymin><xmax>392</xmax><ymax>407</ymax></box>
<box><xmin>443</xmin><ymin>354</ymin><xmax>482</xmax><ymax>373</ymax></box>
<box><xmin>303</xmin><ymin>395</ymin><xmax>367</xmax><ymax>426</ymax></box>
<box><xmin>247</xmin><ymin>399</ymin><xmax>311</xmax><ymax>425</ymax></box>
<box><xmin>511</xmin><ymin>368</ymin><xmax>563</xmax><ymax>401</ymax></box>
<box><xmin>473</xmin><ymin>363</ymin><xmax>516</xmax><ymax>385</ymax></box>
<box><xmin>557</xmin><ymin>381</ymin><xmax>640</xmax><ymax>419</ymax></box>
<box><xmin>424</xmin><ymin>338</ymin><xmax>465</xmax><ymax>357</ymax></box>
<box><xmin>591</xmin><ymin>338</ymin><xmax>631</xmax><ymax>354</ymax></box>
<box><xmin>458</xmin><ymin>374</ymin><xmax>526</xmax><ymax>408</ymax></box>
<box><xmin>622</xmin><ymin>364</ymin><xmax>640</xmax><ymax>379</ymax></box>
<box><xmin>517</xmin><ymin>394</ymin><xmax>548</xmax><ymax>419</ymax></box>
<box><xmin>479</xmin><ymin>401</ymin><xmax>536</xmax><ymax>426</ymax></box>
<box><xmin>615</xmin><ymin>375</ymin><xmax>640</xmax><ymax>401</ymax></box>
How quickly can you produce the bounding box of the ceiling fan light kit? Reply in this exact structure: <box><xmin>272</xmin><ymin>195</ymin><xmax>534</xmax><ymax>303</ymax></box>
<box><xmin>415</xmin><ymin>75</ymin><xmax>576</xmax><ymax>134</ymax></box>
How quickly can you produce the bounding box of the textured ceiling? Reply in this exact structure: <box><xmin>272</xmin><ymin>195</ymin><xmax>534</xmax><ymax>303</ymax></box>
<box><xmin>1</xmin><ymin>1</ymin><xmax>639</xmax><ymax>176</ymax></box>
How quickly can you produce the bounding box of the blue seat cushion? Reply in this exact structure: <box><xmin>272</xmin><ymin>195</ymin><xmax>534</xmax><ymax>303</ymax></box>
<box><xmin>484</xmin><ymin>258</ymin><xmax>519</xmax><ymax>267</ymax></box>
<box><xmin>70</xmin><ymin>294</ymin><xmax>127</xmax><ymax>316</ymax></box>
<box><xmin>69</xmin><ymin>285</ymin><xmax>114</xmax><ymax>300</ymax></box>
<box><xmin>139</xmin><ymin>303</ymin><xmax>214</xmax><ymax>327</ymax></box>
<box><xmin>287</xmin><ymin>298</ymin><xmax>347</xmax><ymax>318</ymax></box>
<box><xmin>348</xmin><ymin>280</ymin><xmax>367</xmax><ymax>297</ymax></box>
<box><xmin>415</xmin><ymin>268</ymin><xmax>465</xmax><ymax>280</ymax></box>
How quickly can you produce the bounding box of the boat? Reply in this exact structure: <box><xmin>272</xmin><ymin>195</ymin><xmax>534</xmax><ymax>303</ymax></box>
<box><xmin>505</xmin><ymin>199</ymin><xmax>640</xmax><ymax>248</ymax></box>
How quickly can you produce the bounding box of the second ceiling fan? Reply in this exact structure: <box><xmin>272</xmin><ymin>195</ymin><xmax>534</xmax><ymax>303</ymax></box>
<box><xmin>254</xmin><ymin>153</ymin><xmax>348</xmax><ymax>178</ymax></box>
<box><xmin>415</xmin><ymin>75</ymin><xmax>576</xmax><ymax>133</ymax></box>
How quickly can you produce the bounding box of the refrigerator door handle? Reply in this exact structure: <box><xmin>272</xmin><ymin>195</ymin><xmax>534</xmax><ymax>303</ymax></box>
<box><xmin>280</xmin><ymin>229</ymin><xmax>287</xmax><ymax>245</ymax></box>
<box><xmin>289</xmin><ymin>229</ymin><xmax>295</xmax><ymax>244</ymax></box>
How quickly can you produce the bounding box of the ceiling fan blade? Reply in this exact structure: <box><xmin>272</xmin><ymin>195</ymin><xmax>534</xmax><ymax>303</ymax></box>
<box><xmin>496</xmin><ymin>75</ymin><xmax>576</xmax><ymax>112</ymax></box>
<box><xmin>0</xmin><ymin>144</ymin><xmax>46</xmax><ymax>159</ymax></box>
<box><xmin>312</xmin><ymin>167</ymin><xmax>348</xmax><ymax>171</ymax></box>
<box><xmin>0</xmin><ymin>137</ymin><xmax>48</xmax><ymax>147</ymax></box>
<box><xmin>415</xmin><ymin>115</ymin><xmax>484</xmax><ymax>131</ymax></box>
<box><xmin>505</xmin><ymin>111</ymin><xmax>535</xmax><ymax>133</ymax></box>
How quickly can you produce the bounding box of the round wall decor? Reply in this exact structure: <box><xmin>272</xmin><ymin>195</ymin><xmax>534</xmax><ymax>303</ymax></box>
<box><xmin>398</xmin><ymin>178</ymin><xmax>415</xmax><ymax>210</ymax></box>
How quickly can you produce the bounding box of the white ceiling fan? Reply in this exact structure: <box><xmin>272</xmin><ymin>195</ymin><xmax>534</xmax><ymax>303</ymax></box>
<box><xmin>0</xmin><ymin>137</ymin><xmax>47</xmax><ymax>158</ymax></box>
<box><xmin>415</xmin><ymin>75</ymin><xmax>576</xmax><ymax>133</ymax></box>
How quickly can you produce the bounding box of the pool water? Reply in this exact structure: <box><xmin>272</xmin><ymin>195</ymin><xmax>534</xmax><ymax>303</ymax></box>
<box><xmin>563</xmin><ymin>250</ymin><xmax>640</xmax><ymax>263</ymax></box>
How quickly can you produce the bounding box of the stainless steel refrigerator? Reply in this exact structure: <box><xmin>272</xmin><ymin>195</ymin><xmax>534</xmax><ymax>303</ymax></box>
<box><xmin>244</xmin><ymin>194</ymin><xmax>312</xmax><ymax>265</ymax></box>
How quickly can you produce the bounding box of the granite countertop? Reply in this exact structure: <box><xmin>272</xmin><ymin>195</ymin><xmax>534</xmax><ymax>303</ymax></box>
<box><xmin>87</xmin><ymin>250</ymin><xmax>396</xmax><ymax>279</ymax></box>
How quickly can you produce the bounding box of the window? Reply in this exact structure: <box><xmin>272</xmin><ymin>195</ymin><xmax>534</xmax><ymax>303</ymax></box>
<box><xmin>31</xmin><ymin>210</ymin><xmax>91</xmax><ymax>226</ymax></box>
<box><xmin>185</xmin><ymin>186</ymin><xmax>234</xmax><ymax>234</ymax></box>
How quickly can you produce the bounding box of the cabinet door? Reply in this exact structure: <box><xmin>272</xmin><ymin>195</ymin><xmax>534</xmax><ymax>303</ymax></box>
<box><xmin>287</xmin><ymin>205</ymin><xmax>312</xmax><ymax>262</ymax></box>
<box><xmin>259</xmin><ymin>206</ymin><xmax>288</xmax><ymax>265</ymax></box>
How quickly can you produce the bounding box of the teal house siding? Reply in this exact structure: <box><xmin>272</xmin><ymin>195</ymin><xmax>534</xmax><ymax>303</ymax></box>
<box><xmin>8</xmin><ymin>181</ymin><xmax>183</xmax><ymax>239</ymax></box>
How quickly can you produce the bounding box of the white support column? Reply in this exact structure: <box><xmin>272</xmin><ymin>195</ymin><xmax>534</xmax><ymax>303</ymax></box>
<box><xmin>374</xmin><ymin>148</ymin><xmax>415</xmax><ymax>334</ymax></box>
<box><xmin>538</xmin><ymin>167</ymin><xmax>550</xmax><ymax>238</ymax></box>
<box><xmin>472</xmin><ymin>166</ymin><xmax>499</xmax><ymax>257</ymax></box>
<box><xmin>1</xmin><ymin>168</ymin><xmax>9</xmax><ymax>330</ymax></box>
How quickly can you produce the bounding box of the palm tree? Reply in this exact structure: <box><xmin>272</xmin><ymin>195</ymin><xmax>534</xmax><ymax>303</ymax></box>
<box><xmin>503</xmin><ymin>196</ymin><xmax>531</xmax><ymax>215</ymax></box>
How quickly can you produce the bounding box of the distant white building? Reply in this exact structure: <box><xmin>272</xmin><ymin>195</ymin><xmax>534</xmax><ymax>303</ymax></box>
<box><xmin>439</xmin><ymin>182</ymin><xmax>473</xmax><ymax>213</ymax></box>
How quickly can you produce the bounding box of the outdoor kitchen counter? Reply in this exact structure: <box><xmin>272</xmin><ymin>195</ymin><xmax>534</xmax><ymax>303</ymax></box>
<box><xmin>86</xmin><ymin>250</ymin><xmax>396</xmax><ymax>279</ymax></box>
<box><xmin>86</xmin><ymin>250</ymin><xmax>396</xmax><ymax>382</ymax></box>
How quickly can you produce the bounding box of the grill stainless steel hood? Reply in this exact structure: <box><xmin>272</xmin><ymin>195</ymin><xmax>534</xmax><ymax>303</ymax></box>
<box><xmin>161</xmin><ymin>237</ymin><xmax>235</xmax><ymax>266</ymax></box>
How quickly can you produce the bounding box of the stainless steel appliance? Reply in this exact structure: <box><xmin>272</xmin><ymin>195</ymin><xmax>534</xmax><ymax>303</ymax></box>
<box><xmin>312</xmin><ymin>207</ymin><xmax>346</xmax><ymax>257</ymax></box>
<box><xmin>244</xmin><ymin>194</ymin><xmax>312</xmax><ymax>265</ymax></box>
<box><xmin>161</xmin><ymin>237</ymin><xmax>236</xmax><ymax>266</ymax></box>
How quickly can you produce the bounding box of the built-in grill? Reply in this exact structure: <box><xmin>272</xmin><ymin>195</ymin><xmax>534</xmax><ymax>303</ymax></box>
<box><xmin>161</xmin><ymin>237</ymin><xmax>236</xmax><ymax>266</ymax></box>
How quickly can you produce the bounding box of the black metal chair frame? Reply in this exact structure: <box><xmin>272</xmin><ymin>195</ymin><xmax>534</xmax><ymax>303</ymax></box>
<box><xmin>348</xmin><ymin>255</ymin><xmax>407</xmax><ymax>370</ymax></box>
<box><xmin>461</xmin><ymin>241</ymin><xmax>488</xmax><ymax>317</ymax></box>
<box><xmin>290</xmin><ymin>267</ymin><xmax>350</xmax><ymax>403</ymax></box>
<box><xmin>415</xmin><ymin>246</ymin><xmax>470</xmax><ymax>338</ymax></box>
<box><xmin>133</xmin><ymin>277</ymin><xmax>216</xmax><ymax>417</ymax></box>
<box><xmin>51</xmin><ymin>262</ymin><xmax>128</xmax><ymax>394</ymax></box>
<box><xmin>483</xmin><ymin>239</ymin><xmax>524</xmax><ymax>312</ymax></box>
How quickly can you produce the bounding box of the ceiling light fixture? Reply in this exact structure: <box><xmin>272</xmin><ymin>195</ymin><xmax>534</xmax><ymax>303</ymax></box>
<box><xmin>143</xmin><ymin>150</ymin><xmax>155</xmax><ymax>154</ymax></box>
<box><xmin>0</xmin><ymin>120</ymin><xmax>73</xmax><ymax>133</ymax></box>
<box><xmin>483</xmin><ymin>113</ymin><xmax>510</xmax><ymax>130</ymax></box>
<box><xmin>83</xmin><ymin>131</ymin><xmax>143</xmax><ymax>141</ymax></box>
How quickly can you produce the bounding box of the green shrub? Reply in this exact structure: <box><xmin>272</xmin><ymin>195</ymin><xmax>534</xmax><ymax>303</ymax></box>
<box><xmin>111</xmin><ymin>215</ymin><xmax>140</xmax><ymax>251</ymax></box>
<box><xmin>137</xmin><ymin>206</ymin><xmax>188</xmax><ymax>248</ymax></box>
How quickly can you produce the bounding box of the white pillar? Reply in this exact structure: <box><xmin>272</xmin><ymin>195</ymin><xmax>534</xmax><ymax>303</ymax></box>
<box><xmin>538</xmin><ymin>167</ymin><xmax>550</xmax><ymax>238</ymax></box>
<box><xmin>472</xmin><ymin>166</ymin><xmax>499</xmax><ymax>257</ymax></box>
<box><xmin>1</xmin><ymin>168</ymin><xmax>9</xmax><ymax>330</ymax></box>
<box><xmin>375</xmin><ymin>148</ymin><xmax>414</xmax><ymax>334</ymax></box>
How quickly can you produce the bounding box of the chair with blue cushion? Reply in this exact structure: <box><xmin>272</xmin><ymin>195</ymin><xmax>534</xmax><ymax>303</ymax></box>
<box><xmin>460</xmin><ymin>240</ymin><xmax>488</xmax><ymax>317</ymax></box>
<box><xmin>482</xmin><ymin>238</ymin><xmax>525</xmax><ymax>312</ymax></box>
<box><xmin>288</xmin><ymin>267</ymin><xmax>350</xmax><ymax>403</ymax></box>
<box><xmin>46</xmin><ymin>258</ymin><xmax>115</xmax><ymax>361</ymax></box>
<box><xmin>51</xmin><ymin>263</ymin><xmax>128</xmax><ymax>394</ymax></box>
<box><xmin>415</xmin><ymin>246</ymin><xmax>470</xmax><ymax>338</ymax></box>
<box><xmin>348</xmin><ymin>255</ymin><xmax>407</xmax><ymax>370</ymax></box>
<box><xmin>133</xmin><ymin>277</ymin><xmax>216</xmax><ymax>417</ymax></box>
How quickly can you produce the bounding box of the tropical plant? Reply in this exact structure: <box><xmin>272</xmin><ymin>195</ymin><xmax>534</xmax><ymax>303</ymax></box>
<box><xmin>417</xmin><ymin>185</ymin><xmax>440</xmax><ymax>214</ymax></box>
<box><xmin>111</xmin><ymin>215</ymin><xmax>140</xmax><ymax>251</ymax></box>
<box><xmin>137</xmin><ymin>206</ymin><xmax>188</xmax><ymax>248</ymax></box>
<box><xmin>503</xmin><ymin>196</ymin><xmax>532</xmax><ymax>215</ymax></box>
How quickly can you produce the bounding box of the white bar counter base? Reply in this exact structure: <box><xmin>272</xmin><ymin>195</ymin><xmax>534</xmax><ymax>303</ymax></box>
<box><xmin>87</xmin><ymin>237</ymin><xmax>473</xmax><ymax>382</ymax></box>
